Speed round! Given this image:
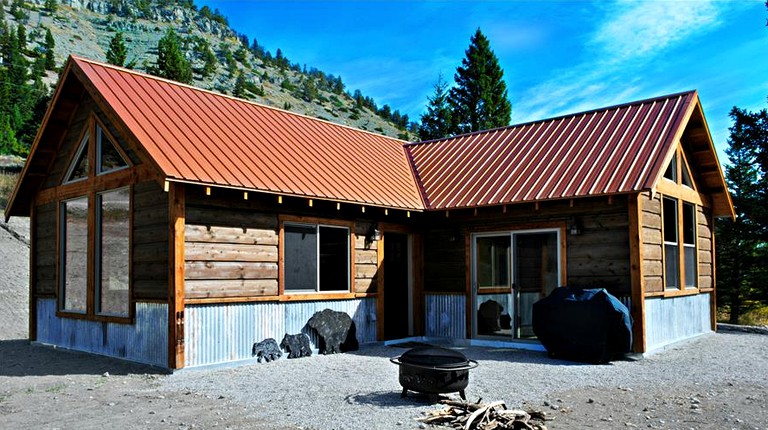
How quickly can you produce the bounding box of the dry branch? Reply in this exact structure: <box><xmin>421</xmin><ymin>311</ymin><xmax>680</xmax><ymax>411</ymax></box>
<box><xmin>417</xmin><ymin>399</ymin><xmax>550</xmax><ymax>430</ymax></box>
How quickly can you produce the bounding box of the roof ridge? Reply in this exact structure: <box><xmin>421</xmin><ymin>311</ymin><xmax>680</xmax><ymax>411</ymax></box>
<box><xmin>405</xmin><ymin>89</ymin><xmax>698</xmax><ymax>147</ymax></box>
<box><xmin>70</xmin><ymin>55</ymin><xmax>410</xmax><ymax>146</ymax></box>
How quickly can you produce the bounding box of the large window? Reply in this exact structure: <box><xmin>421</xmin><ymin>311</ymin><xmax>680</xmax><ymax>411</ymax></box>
<box><xmin>284</xmin><ymin>223</ymin><xmax>350</xmax><ymax>293</ymax></box>
<box><xmin>662</xmin><ymin>196</ymin><xmax>698</xmax><ymax>291</ymax></box>
<box><xmin>96</xmin><ymin>188</ymin><xmax>131</xmax><ymax>316</ymax></box>
<box><xmin>61</xmin><ymin>197</ymin><xmax>89</xmax><ymax>313</ymax></box>
<box><xmin>58</xmin><ymin>116</ymin><xmax>132</xmax><ymax>320</ymax></box>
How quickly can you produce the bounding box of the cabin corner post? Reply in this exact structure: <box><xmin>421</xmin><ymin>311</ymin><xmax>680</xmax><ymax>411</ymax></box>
<box><xmin>628</xmin><ymin>193</ymin><xmax>646</xmax><ymax>353</ymax></box>
<box><xmin>28</xmin><ymin>203</ymin><xmax>38</xmax><ymax>342</ymax></box>
<box><xmin>168</xmin><ymin>182</ymin><xmax>186</xmax><ymax>369</ymax></box>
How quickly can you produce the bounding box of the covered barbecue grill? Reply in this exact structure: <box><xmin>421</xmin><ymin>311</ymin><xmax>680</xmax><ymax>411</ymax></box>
<box><xmin>532</xmin><ymin>287</ymin><xmax>633</xmax><ymax>363</ymax></box>
<box><xmin>390</xmin><ymin>346</ymin><xmax>478</xmax><ymax>400</ymax></box>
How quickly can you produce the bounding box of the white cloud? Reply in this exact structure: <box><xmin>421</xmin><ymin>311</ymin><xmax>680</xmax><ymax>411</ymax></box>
<box><xmin>592</xmin><ymin>0</ymin><xmax>721</xmax><ymax>63</ymax></box>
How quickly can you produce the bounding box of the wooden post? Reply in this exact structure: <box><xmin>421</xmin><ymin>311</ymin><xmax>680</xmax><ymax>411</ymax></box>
<box><xmin>28</xmin><ymin>203</ymin><xmax>37</xmax><ymax>341</ymax></box>
<box><xmin>376</xmin><ymin>232</ymin><xmax>385</xmax><ymax>341</ymax></box>
<box><xmin>628</xmin><ymin>194</ymin><xmax>646</xmax><ymax>353</ymax></box>
<box><xmin>168</xmin><ymin>183</ymin><xmax>186</xmax><ymax>369</ymax></box>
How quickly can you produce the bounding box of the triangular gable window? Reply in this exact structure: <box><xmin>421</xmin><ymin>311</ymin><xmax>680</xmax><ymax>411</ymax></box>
<box><xmin>663</xmin><ymin>153</ymin><xmax>677</xmax><ymax>182</ymax></box>
<box><xmin>681</xmin><ymin>155</ymin><xmax>694</xmax><ymax>189</ymax></box>
<box><xmin>64</xmin><ymin>134</ymin><xmax>89</xmax><ymax>183</ymax></box>
<box><xmin>97</xmin><ymin>126</ymin><xmax>128</xmax><ymax>175</ymax></box>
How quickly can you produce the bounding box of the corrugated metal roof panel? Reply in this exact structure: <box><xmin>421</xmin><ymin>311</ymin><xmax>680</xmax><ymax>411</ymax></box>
<box><xmin>73</xmin><ymin>56</ymin><xmax>425</xmax><ymax>210</ymax></box>
<box><xmin>407</xmin><ymin>91</ymin><xmax>699</xmax><ymax>210</ymax></box>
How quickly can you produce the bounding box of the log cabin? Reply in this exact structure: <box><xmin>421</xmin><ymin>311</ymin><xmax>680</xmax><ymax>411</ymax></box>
<box><xmin>5</xmin><ymin>56</ymin><xmax>734</xmax><ymax>369</ymax></box>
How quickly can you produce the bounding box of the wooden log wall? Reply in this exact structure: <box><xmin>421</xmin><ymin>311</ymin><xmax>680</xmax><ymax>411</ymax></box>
<box><xmin>640</xmin><ymin>191</ymin><xmax>664</xmax><ymax>294</ymax></box>
<box><xmin>133</xmin><ymin>181</ymin><xmax>169</xmax><ymax>301</ymax></box>
<box><xmin>41</xmin><ymin>95</ymin><xmax>94</xmax><ymax>189</ymax></box>
<box><xmin>183</xmin><ymin>189</ymin><xmax>382</xmax><ymax>300</ymax></box>
<box><xmin>421</xmin><ymin>197</ymin><xmax>631</xmax><ymax>297</ymax></box>
<box><xmin>697</xmin><ymin>205</ymin><xmax>714</xmax><ymax>291</ymax></box>
<box><xmin>354</xmin><ymin>222</ymin><xmax>378</xmax><ymax>294</ymax></box>
<box><xmin>184</xmin><ymin>206</ymin><xmax>279</xmax><ymax>300</ymax></box>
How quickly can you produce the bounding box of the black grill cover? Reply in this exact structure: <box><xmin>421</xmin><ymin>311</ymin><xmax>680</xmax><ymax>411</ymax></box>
<box><xmin>532</xmin><ymin>287</ymin><xmax>633</xmax><ymax>363</ymax></box>
<box><xmin>399</xmin><ymin>346</ymin><xmax>469</xmax><ymax>368</ymax></box>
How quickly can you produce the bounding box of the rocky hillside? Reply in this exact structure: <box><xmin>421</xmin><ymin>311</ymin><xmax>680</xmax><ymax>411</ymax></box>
<box><xmin>3</xmin><ymin>0</ymin><xmax>414</xmax><ymax>139</ymax></box>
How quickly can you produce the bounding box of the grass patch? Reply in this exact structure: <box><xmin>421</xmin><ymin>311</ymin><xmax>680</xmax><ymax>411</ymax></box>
<box><xmin>740</xmin><ymin>306</ymin><xmax>768</xmax><ymax>326</ymax></box>
<box><xmin>44</xmin><ymin>384</ymin><xmax>67</xmax><ymax>394</ymax></box>
<box><xmin>0</xmin><ymin>172</ymin><xmax>20</xmax><ymax>210</ymax></box>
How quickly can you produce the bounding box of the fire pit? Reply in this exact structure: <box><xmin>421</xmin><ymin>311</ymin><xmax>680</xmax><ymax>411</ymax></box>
<box><xmin>390</xmin><ymin>346</ymin><xmax>478</xmax><ymax>400</ymax></box>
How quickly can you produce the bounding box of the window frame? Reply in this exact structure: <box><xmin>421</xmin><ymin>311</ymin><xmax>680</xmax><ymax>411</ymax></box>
<box><xmin>658</xmin><ymin>145</ymin><xmax>701</xmax><ymax>295</ymax></box>
<box><xmin>56</xmin><ymin>115</ymin><xmax>134</xmax><ymax>323</ymax></box>
<box><xmin>95</xmin><ymin>187</ymin><xmax>132</xmax><ymax>317</ymax></box>
<box><xmin>279</xmin><ymin>215</ymin><xmax>355</xmax><ymax>298</ymax></box>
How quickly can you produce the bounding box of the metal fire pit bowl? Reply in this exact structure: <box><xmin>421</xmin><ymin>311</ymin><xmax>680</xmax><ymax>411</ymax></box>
<box><xmin>390</xmin><ymin>346</ymin><xmax>479</xmax><ymax>400</ymax></box>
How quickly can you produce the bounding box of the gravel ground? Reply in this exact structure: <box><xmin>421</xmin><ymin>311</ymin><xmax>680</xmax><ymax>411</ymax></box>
<box><xmin>164</xmin><ymin>332</ymin><xmax>768</xmax><ymax>430</ymax></box>
<box><xmin>1</xmin><ymin>217</ymin><xmax>767</xmax><ymax>429</ymax></box>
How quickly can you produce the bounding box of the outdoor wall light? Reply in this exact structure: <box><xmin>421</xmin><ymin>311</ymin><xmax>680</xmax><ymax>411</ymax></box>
<box><xmin>570</xmin><ymin>217</ymin><xmax>582</xmax><ymax>236</ymax></box>
<box><xmin>367</xmin><ymin>223</ymin><xmax>382</xmax><ymax>242</ymax></box>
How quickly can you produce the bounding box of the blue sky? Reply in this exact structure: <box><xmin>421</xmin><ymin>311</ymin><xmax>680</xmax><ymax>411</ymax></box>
<box><xmin>199</xmin><ymin>0</ymin><xmax>767</xmax><ymax>164</ymax></box>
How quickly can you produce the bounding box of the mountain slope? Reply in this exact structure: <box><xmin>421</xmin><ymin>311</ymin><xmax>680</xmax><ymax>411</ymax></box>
<box><xmin>2</xmin><ymin>0</ymin><xmax>413</xmax><ymax>146</ymax></box>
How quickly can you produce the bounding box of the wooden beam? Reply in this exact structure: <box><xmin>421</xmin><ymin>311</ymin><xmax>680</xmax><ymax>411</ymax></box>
<box><xmin>628</xmin><ymin>193</ymin><xmax>646</xmax><ymax>353</ymax></box>
<box><xmin>376</xmin><ymin>233</ymin><xmax>385</xmax><ymax>341</ymax></box>
<box><xmin>168</xmin><ymin>183</ymin><xmax>186</xmax><ymax>370</ymax></box>
<box><xmin>28</xmin><ymin>203</ymin><xmax>37</xmax><ymax>342</ymax></box>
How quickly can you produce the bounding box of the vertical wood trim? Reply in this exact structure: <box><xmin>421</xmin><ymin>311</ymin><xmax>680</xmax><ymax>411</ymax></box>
<box><xmin>464</xmin><ymin>232</ymin><xmax>472</xmax><ymax>339</ymax></box>
<box><xmin>559</xmin><ymin>224</ymin><xmax>567</xmax><ymax>285</ymax></box>
<box><xmin>56</xmin><ymin>200</ymin><xmax>61</xmax><ymax>311</ymax></box>
<box><xmin>349</xmin><ymin>224</ymin><xmax>356</xmax><ymax>296</ymax></box>
<box><xmin>128</xmin><ymin>185</ymin><xmax>135</xmax><ymax>321</ymax></box>
<box><xmin>412</xmin><ymin>233</ymin><xmax>424</xmax><ymax>336</ymax></box>
<box><xmin>277</xmin><ymin>220</ymin><xmax>285</xmax><ymax>296</ymax></box>
<box><xmin>709</xmin><ymin>211</ymin><xmax>718</xmax><ymax>332</ymax></box>
<box><xmin>376</xmin><ymin>233</ymin><xmax>385</xmax><ymax>341</ymax></box>
<box><xmin>168</xmin><ymin>183</ymin><xmax>185</xmax><ymax>369</ymax></box>
<box><xmin>628</xmin><ymin>193</ymin><xmax>647</xmax><ymax>352</ymax></box>
<box><xmin>677</xmin><ymin>198</ymin><xmax>685</xmax><ymax>288</ymax></box>
<box><xmin>28</xmin><ymin>203</ymin><xmax>37</xmax><ymax>341</ymax></box>
<box><xmin>86</xmin><ymin>191</ymin><xmax>96</xmax><ymax>317</ymax></box>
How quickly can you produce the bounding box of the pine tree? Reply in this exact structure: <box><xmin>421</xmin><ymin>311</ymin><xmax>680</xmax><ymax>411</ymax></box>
<box><xmin>448</xmin><ymin>28</ymin><xmax>511</xmax><ymax>134</ymax></box>
<box><xmin>156</xmin><ymin>28</ymin><xmax>192</xmax><ymax>84</ymax></box>
<box><xmin>44</xmin><ymin>0</ymin><xmax>58</xmax><ymax>14</ymax></box>
<box><xmin>299</xmin><ymin>77</ymin><xmax>318</xmax><ymax>102</ymax></box>
<box><xmin>106</xmin><ymin>32</ymin><xmax>127</xmax><ymax>67</ymax></box>
<box><xmin>419</xmin><ymin>74</ymin><xmax>453</xmax><ymax>140</ymax></box>
<box><xmin>716</xmin><ymin>106</ymin><xmax>768</xmax><ymax>323</ymax></box>
<box><xmin>16</xmin><ymin>24</ymin><xmax>26</xmax><ymax>54</ymax></box>
<box><xmin>44</xmin><ymin>28</ymin><xmax>56</xmax><ymax>70</ymax></box>
<box><xmin>199</xmin><ymin>40</ymin><xmax>217</xmax><ymax>78</ymax></box>
<box><xmin>233</xmin><ymin>71</ymin><xmax>247</xmax><ymax>98</ymax></box>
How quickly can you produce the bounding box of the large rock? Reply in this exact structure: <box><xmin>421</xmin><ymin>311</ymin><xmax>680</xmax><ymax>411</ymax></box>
<box><xmin>307</xmin><ymin>309</ymin><xmax>358</xmax><ymax>354</ymax></box>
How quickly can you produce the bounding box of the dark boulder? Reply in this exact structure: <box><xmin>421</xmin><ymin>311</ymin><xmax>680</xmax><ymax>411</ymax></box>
<box><xmin>307</xmin><ymin>308</ymin><xmax>359</xmax><ymax>354</ymax></box>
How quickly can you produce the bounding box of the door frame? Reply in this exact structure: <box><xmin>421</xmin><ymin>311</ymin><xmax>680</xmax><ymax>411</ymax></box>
<box><xmin>377</xmin><ymin>224</ymin><xmax>421</xmax><ymax>341</ymax></box>
<box><xmin>469</xmin><ymin>225</ymin><xmax>566</xmax><ymax>340</ymax></box>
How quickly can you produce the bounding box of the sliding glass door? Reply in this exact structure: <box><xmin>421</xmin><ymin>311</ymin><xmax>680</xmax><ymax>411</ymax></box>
<box><xmin>472</xmin><ymin>229</ymin><xmax>561</xmax><ymax>339</ymax></box>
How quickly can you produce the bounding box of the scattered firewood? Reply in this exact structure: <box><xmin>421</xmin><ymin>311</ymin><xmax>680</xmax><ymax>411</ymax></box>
<box><xmin>417</xmin><ymin>399</ymin><xmax>551</xmax><ymax>430</ymax></box>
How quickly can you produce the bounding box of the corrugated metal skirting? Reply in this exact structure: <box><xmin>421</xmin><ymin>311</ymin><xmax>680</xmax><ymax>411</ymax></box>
<box><xmin>36</xmin><ymin>298</ymin><xmax>168</xmax><ymax>367</ymax></box>
<box><xmin>645</xmin><ymin>293</ymin><xmax>711</xmax><ymax>351</ymax></box>
<box><xmin>184</xmin><ymin>298</ymin><xmax>377</xmax><ymax>367</ymax></box>
<box><xmin>424</xmin><ymin>294</ymin><xmax>466</xmax><ymax>339</ymax></box>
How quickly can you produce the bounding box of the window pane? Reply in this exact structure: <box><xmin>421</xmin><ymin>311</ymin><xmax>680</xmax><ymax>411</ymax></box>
<box><xmin>683</xmin><ymin>203</ymin><xmax>695</xmax><ymax>245</ymax></box>
<box><xmin>477</xmin><ymin>236</ymin><xmax>511</xmax><ymax>288</ymax></box>
<box><xmin>665</xmin><ymin>244</ymin><xmax>680</xmax><ymax>290</ymax></box>
<box><xmin>98</xmin><ymin>189</ymin><xmax>130</xmax><ymax>316</ymax></box>
<box><xmin>684</xmin><ymin>246</ymin><xmax>697</xmax><ymax>289</ymax></box>
<box><xmin>98</xmin><ymin>127</ymin><xmax>128</xmax><ymax>174</ymax></box>
<box><xmin>284</xmin><ymin>224</ymin><xmax>317</xmax><ymax>291</ymax></box>
<box><xmin>62</xmin><ymin>197</ymin><xmax>88</xmax><ymax>313</ymax></box>
<box><xmin>663</xmin><ymin>153</ymin><xmax>677</xmax><ymax>181</ymax></box>
<box><xmin>319</xmin><ymin>226</ymin><xmax>349</xmax><ymax>292</ymax></box>
<box><xmin>66</xmin><ymin>135</ymin><xmax>89</xmax><ymax>183</ymax></box>
<box><xmin>663</xmin><ymin>198</ymin><xmax>678</xmax><ymax>243</ymax></box>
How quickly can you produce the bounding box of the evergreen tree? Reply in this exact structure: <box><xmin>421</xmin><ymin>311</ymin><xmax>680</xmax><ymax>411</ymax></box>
<box><xmin>220</xmin><ymin>44</ymin><xmax>236</xmax><ymax>77</ymax></box>
<box><xmin>234</xmin><ymin>45</ymin><xmax>248</xmax><ymax>63</ymax></box>
<box><xmin>419</xmin><ymin>74</ymin><xmax>453</xmax><ymax>140</ymax></box>
<box><xmin>156</xmin><ymin>28</ymin><xmax>192</xmax><ymax>84</ymax></box>
<box><xmin>0</xmin><ymin>113</ymin><xmax>21</xmax><ymax>155</ymax></box>
<box><xmin>199</xmin><ymin>39</ymin><xmax>217</xmax><ymax>78</ymax></box>
<box><xmin>44</xmin><ymin>0</ymin><xmax>58</xmax><ymax>14</ymax></box>
<box><xmin>233</xmin><ymin>71</ymin><xmax>246</xmax><ymax>98</ymax></box>
<box><xmin>716</xmin><ymin>106</ymin><xmax>768</xmax><ymax>323</ymax></box>
<box><xmin>299</xmin><ymin>77</ymin><xmax>318</xmax><ymax>102</ymax></box>
<box><xmin>44</xmin><ymin>28</ymin><xmax>56</xmax><ymax>70</ymax></box>
<box><xmin>16</xmin><ymin>24</ymin><xmax>26</xmax><ymax>54</ymax></box>
<box><xmin>106</xmin><ymin>32</ymin><xmax>127</xmax><ymax>67</ymax></box>
<box><xmin>448</xmin><ymin>28</ymin><xmax>511</xmax><ymax>134</ymax></box>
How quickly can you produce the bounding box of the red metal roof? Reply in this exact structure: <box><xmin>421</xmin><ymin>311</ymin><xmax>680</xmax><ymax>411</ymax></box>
<box><xmin>406</xmin><ymin>91</ymin><xmax>698</xmax><ymax>209</ymax></box>
<box><xmin>73</xmin><ymin>56</ymin><xmax>425</xmax><ymax>210</ymax></box>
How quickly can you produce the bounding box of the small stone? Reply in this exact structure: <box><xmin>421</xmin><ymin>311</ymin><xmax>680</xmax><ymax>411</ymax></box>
<box><xmin>396</xmin><ymin>421</ymin><xmax>403</xmax><ymax>426</ymax></box>
<box><xmin>107</xmin><ymin>402</ymin><xmax>116</xmax><ymax>406</ymax></box>
<box><xmin>157</xmin><ymin>395</ymin><xmax>165</xmax><ymax>399</ymax></box>
<box><xmin>419</xmin><ymin>424</ymin><xmax>427</xmax><ymax>429</ymax></box>
<box><xmin>543</xmin><ymin>400</ymin><xmax>551</xmax><ymax>406</ymax></box>
<box><xmin>587</xmin><ymin>398</ymin><xmax>595</xmax><ymax>404</ymax></box>
<box><xmin>550</xmin><ymin>404</ymin><xmax>559</xmax><ymax>410</ymax></box>
<box><xmin>102</xmin><ymin>372</ymin><xmax>110</xmax><ymax>377</ymax></box>
<box><xmin>601</xmin><ymin>417</ymin><xmax>613</xmax><ymax>422</ymax></box>
<box><xmin>691</xmin><ymin>397</ymin><xmax>700</xmax><ymax>404</ymax></box>
<box><xmin>626</xmin><ymin>423</ymin><xmax>637</xmax><ymax>427</ymax></box>
<box><xmin>149</xmin><ymin>411</ymin><xmax>156</xmax><ymax>415</ymax></box>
